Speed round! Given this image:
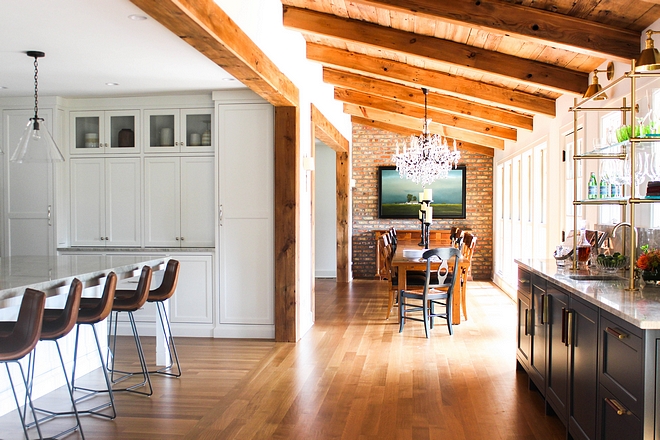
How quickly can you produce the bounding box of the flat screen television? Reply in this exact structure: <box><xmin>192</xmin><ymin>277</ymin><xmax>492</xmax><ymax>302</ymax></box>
<box><xmin>377</xmin><ymin>165</ymin><xmax>467</xmax><ymax>219</ymax></box>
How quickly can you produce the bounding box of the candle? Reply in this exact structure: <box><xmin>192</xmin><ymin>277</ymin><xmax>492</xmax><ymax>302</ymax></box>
<box><xmin>423</xmin><ymin>189</ymin><xmax>432</xmax><ymax>201</ymax></box>
<box><xmin>419</xmin><ymin>192</ymin><xmax>424</xmax><ymax>203</ymax></box>
<box><xmin>425</xmin><ymin>206</ymin><xmax>433</xmax><ymax>222</ymax></box>
<box><xmin>418</xmin><ymin>210</ymin><xmax>423</xmax><ymax>220</ymax></box>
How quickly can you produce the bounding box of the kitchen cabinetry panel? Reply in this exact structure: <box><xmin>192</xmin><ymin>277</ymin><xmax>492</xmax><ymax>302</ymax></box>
<box><xmin>546</xmin><ymin>284</ymin><xmax>569</xmax><ymax>421</ymax></box>
<box><xmin>170</xmin><ymin>254</ymin><xmax>213</xmax><ymax>324</ymax></box>
<box><xmin>600</xmin><ymin>313</ymin><xmax>643</xmax><ymax>418</ymax></box>
<box><xmin>600</xmin><ymin>385</ymin><xmax>641</xmax><ymax>440</ymax></box>
<box><xmin>144</xmin><ymin>156</ymin><xmax>214</xmax><ymax>248</ymax></box>
<box><xmin>517</xmin><ymin>288</ymin><xmax>531</xmax><ymax>372</ymax></box>
<box><xmin>568</xmin><ymin>296</ymin><xmax>599</xmax><ymax>440</ymax></box>
<box><xmin>144</xmin><ymin>157</ymin><xmax>181</xmax><ymax>247</ymax></box>
<box><xmin>70</xmin><ymin>158</ymin><xmax>141</xmax><ymax>247</ymax></box>
<box><xmin>70</xmin><ymin>110</ymin><xmax>139</xmax><ymax>154</ymax></box>
<box><xmin>529</xmin><ymin>276</ymin><xmax>547</xmax><ymax>392</ymax></box>
<box><xmin>144</xmin><ymin>108</ymin><xmax>213</xmax><ymax>153</ymax></box>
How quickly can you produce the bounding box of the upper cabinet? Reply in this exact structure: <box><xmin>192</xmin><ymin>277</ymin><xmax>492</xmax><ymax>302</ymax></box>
<box><xmin>144</xmin><ymin>108</ymin><xmax>213</xmax><ymax>153</ymax></box>
<box><xmin>70</xmin><ymin>110</ymin><xmax>140</xmax><ymax>155</ymax></box>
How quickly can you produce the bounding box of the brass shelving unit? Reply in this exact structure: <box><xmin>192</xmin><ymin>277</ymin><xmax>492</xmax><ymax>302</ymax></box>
<box><xmin>570</xmin><ymin>60</ymin><xmax>660</xmax><ymax>290</ymax></box>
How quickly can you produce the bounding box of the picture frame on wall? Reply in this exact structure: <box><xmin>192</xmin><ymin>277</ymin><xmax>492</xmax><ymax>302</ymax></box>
<box><xmin>377</xmin><ymin>165</ymin><xmax>467</xmax><ymax>219</ymax></box>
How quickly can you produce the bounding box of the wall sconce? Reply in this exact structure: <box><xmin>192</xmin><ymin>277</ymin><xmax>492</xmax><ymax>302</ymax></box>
<box><xmin>636</xmin><ymin>30</ymin><xmax>660</xmax><ymax>72</ymax></box>
<box><xmin>583</xmin><ymin>62</ymin><xmax>614</xmax><ymax>100</ymax></box>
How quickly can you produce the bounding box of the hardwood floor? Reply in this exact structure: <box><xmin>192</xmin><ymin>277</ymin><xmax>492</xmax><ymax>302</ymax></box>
<box><xmin>0</xmin><ymin>280</ymin><xmax>565</xmax><ymax>439</ymax></box>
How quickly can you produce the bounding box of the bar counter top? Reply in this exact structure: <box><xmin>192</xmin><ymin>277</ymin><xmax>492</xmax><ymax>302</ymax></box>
<box><xmin>515</xmin><ymin>258</ymin><xmax>660</xmax><ymax>329</ymax></box>
<box><xmin>0</xmin><ymin>255</ymin><xmax>165</xmax><ymax>308</ymax></box>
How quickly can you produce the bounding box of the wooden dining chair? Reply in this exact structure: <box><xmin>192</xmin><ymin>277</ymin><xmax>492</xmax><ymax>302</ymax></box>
<box><xmin>399</xmin><ymin>247</ymin><xmax>461</xmax><ymax>337</ymax></box>
<box><xmin>459</xmin><ymin>233</ymin><xmax>477</xmax><ymax>320</ymax></box>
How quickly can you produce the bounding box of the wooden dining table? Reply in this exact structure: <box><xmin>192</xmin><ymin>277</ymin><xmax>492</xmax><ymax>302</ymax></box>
<box><xmin>391</xmin><ymin>241</ymin><xmax>468</xmax><ymax>325</ymax></box>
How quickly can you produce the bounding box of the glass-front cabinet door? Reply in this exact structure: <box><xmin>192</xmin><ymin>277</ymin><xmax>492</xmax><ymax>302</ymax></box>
<box><xmin>182</xmin><ymin>109</ymin><xmax>213</xmax><ymax>153</ymax></box>
<box><xmin>70</xmin><ymin>110</ymin><xmax>139</xmax><ymax>154</ymax></box>
<box><xmin>145</xmin><ymin>108</ymin><xmax>213</xmax><ymax>153</ymax></box>
<box><xmin>145</xmin><ymin>109</ymin><xmax>179</xmax><ymax>153</ymax></box>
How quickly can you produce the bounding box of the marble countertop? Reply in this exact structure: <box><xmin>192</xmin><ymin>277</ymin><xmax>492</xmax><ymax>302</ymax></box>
<box><xmin>58</xmin><ymin>247</ymin><xmax>214</xmax><ymax>253</ymax></box>
<box><xmin>0</xmin><ymin>255</ymin><xmax>166</xmax><ymax>308</ymax></box>
<box><xmin>515</xmin><ymin>258</ymin><xmax>660</xmax><ymax>329</ymax></box>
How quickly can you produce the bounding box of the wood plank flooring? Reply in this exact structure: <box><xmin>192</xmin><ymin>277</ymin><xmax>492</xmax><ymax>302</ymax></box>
<box><xmin>0</xmin><ymin>280</ymin><xmax>565</xmax><ymax>439</ymax></box>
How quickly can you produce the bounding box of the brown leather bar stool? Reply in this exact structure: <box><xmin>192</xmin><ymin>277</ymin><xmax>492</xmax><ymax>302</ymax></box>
<box><xmin>0</xmin><ymin>289</ymin><xmax>46</xmax><ymax>440</ymax></box>
<box><xmin>107</xmin><ymin>265</ymin><xmax>153</xmax><ymax>396</ymax></box>
<box><xmin>70</xmin><ymin>272</ymin><xmax>118</xmax><ymax>418</ymax></box>
<box><xmin>148</xmin><ymin>259</ymin><xmax>181</xmax><ymax>377</ymax></box>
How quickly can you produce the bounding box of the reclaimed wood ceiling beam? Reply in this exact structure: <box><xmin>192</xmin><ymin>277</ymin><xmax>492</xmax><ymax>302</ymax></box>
<box><xmin>308</xmin><ymin>43</ymin><xmax>556</xmax><ymax>117</ymax></box>
<box><xmin>352</xmin><ymin>116</ymin><xmax>494</xmax><ymax>157</ymax></box>
<box><xmin>130</xmin><ymin>0</ymin><xmax>298</xmax><ymax>107</ymax></box>
<box><xmin>350</xmin><ymin>0</ymin><xmax>640</xmax><ymax>62</ymax></box>
<box><xmin>283</xmin><ymin>6</ymin><xmax>587</xmax><ymax>94</ymax></box>
<box><xmin>344</xmin><ymin>103</ymin><xmax>505</xmax><ymax>150</ymax></box>
<box><xmin>336</xmin><ymin>88</ymin><xmax>517</xmax><ymax>141</ymax></box>
<box><xmin>324</xmin><ymin>68</ymin><xmax>533</xmax><ymax>131</ymax></box>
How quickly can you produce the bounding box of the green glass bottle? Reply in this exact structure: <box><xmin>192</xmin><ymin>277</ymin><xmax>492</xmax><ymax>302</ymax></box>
<box><xmin>588</xmin><ymin>172</ymin><xmax>598</xmax><ymax>199</ymax></box>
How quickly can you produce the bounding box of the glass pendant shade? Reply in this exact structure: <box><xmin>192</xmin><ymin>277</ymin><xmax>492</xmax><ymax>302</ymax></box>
<box><xmin>11</xmin><ymin>118</ymin><xmax>64</xmax><ymax>163</ymax></box>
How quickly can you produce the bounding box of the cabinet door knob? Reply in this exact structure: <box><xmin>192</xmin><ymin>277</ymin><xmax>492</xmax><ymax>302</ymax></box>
<box><xmin>176</xmin><ymin>237</ymin><xmax>179</xmax><ymax>240</ymax></box>
<box><xmin>100</xmin><ymin>237</ymin><xmax>105</xmax><ymax>240</ymax></box>
<box><xmin>105</xmin><ymin>237</ymin><xmax>109</xmax><ymax>241</ymax></box>
<box><xmin>180</xmin><ymin>237</ymin><xmax>184</xmax><ymax>241</ymax></box>
<box><xmin>605</xmin><ymin>326</ymin><xmax>628</xmax><ymax>340</ymax></box>
<box><xmin>604</xmin><ymin>397</ymin><xmax>631</xmax><ymax>416</ymax></box>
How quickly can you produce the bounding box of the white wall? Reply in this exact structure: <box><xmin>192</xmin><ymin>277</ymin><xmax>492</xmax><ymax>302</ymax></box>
<box><xmin>214</xmin><ymin>0</ymin><xmax>352</xmax><ymax>338</ymax></box>
<box><xmin>315</xmin><ymin>142</ymin><xmax>337</xmax><ymax>277</ymax></box>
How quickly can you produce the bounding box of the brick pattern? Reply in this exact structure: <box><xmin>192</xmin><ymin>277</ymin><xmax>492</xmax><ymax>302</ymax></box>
<box><xmin>352</xmin><ymin>123</ymin><xmax>493</xmax><ymax>280</ymax></box>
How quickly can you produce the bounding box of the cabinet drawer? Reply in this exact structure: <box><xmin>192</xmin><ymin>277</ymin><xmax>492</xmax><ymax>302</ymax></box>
<box><xmin>600</xmin><ymin>314</ymin><xmax>643</xmax><ymax>417</ymax></box>
<box><xmin>518</xmin><ymin>267</ymin><xmax>531</xmax><ymax>295</ymax></box>
<box><xmin>599</xmin><ymin>384</ymin><xmax>641</xmax><ymax>440</ymax></box>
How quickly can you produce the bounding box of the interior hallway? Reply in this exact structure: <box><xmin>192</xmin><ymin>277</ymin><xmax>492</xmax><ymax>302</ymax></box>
<box><xmin>0</xmin><ymin>279</ymin><xmax>565</xmax><ymax>439</ymax></box>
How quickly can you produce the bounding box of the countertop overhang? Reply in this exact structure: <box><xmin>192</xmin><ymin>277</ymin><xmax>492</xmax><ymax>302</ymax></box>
<box><xmin>515</xmin><ymin>258</ymin><xmax>660</xmax><ymax>329</ymax></box>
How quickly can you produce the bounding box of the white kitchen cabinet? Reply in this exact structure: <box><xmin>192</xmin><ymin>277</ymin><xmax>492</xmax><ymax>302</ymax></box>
<box><xmin>215</xmin><ymin>101</ymin><xmax>274</xmax><ymax>337</ymax></box>
<box><xmin>70</xmin><ymin>157</ymin><xmax>141</xmax><ymax>246</ymax></box>
<box><xmin>170</xmin><ymin>254</ymin><xmax>214</xmax><ymax>324</ymax></box>
<box><xmin>70</xmin><ymin>110</ymin><xmax>139</xmax><ymax>154</ymax></box>
<box><xmin>144</xmin><ymin>108</ymin><xmax>213</xmax><ymax>153</ymax></box>
<box><xmin>144</xmin><ymin>156</ymin><xmax>214</xmax><ymax>247</ymax></box>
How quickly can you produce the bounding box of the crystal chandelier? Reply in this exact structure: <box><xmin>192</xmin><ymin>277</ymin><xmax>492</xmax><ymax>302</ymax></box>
<box><xmin>392</xmin><ymin>88</ymin><xmax>460</xmax><ymax>186</ymax></box>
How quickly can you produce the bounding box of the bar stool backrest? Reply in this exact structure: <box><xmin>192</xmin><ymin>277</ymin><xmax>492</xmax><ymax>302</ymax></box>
<box><xmin>149</xmin><ymin>260</ymin><xmax>180</xmax><ymax>302</ymax></box>
<box><xmin>41</xmin><ymin>278</ymin><xmax>83</xmax><ymax>341</ymax></box>
<box><xmin>0</xmin><ymin>289</ymin><xmax>45</xmax><ymax>361</ymax></box>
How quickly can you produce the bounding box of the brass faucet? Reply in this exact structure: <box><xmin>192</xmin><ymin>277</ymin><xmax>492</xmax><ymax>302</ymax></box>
<box><xmin>612</xmin><ymin>221</ymin><xmax>638</xmax><ymax>261</ymax></box>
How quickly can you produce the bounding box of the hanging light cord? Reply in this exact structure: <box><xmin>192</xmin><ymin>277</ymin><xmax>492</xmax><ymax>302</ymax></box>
<box><xmin>33</xmin><ymin>55</ymin><xmax>40</xmax><ymax>121</ymax></box>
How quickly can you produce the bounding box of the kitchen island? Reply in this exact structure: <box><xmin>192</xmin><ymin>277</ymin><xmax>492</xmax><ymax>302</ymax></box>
<box><xmin>515</xmin><ymin>258</ymin><xmax>660</xmax><ymax>440</ymax></box>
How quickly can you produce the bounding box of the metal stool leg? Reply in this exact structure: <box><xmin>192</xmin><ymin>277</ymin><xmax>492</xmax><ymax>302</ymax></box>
<box><xmin>152</xmin><ymin>301</ymin><xmax>181</xmax><ymax>377</ymax></box>
<box><xmin>71</xmin><ymin>324</ymin><xmax>117</xmax><ymax>418</ymax></box>
<box><xmin>6</xmin><ymin>360</ymin><xmax>44</xmax><ymax>440</ymax></box>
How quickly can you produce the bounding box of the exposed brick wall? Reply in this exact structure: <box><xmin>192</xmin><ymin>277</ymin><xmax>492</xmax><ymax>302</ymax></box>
<box><xmin>352</xmin><ymin>123</ymin><xmax>493</xmax><ymax>280</ymax></box>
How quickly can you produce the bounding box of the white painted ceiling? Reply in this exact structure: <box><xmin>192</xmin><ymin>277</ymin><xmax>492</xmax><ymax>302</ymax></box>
<box><xmin>0</xmin><ymin>0</ymin><xmax>244</xmax><ymax>99</ymax></box>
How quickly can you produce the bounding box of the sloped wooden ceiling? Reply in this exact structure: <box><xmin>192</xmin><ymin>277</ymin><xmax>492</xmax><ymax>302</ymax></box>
<box><xmin>282</xmin><ymin>0</ymin><xmax>660</xmax><ymax>155</ymax></box>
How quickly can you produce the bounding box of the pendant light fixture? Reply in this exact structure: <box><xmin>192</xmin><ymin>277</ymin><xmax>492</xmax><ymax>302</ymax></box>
<box><xmin>11</xmin><ymin>51</ymin><xmax>64</xmax><ymax>163</ymax></box>
<box><xmin>392</xmin><ymin>88</ymin><xmax>460</xmax><ymax>186</ymax></box>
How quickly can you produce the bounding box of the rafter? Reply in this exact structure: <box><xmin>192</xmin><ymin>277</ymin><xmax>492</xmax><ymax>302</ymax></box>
<box><xmin>349</xmin><ymin>0</ymin><xmax>640</xmax><ymax>62</ymax></box>
<box><xmin>131</xmin><ymin>0</ymin><xmax>298</xmax><ymax>107</ymax></box>
<box><xmin>283</xmin><ymin>6</ymin><xmax>587</xmax><ymax>94</ymax></box>
<box><xmin>324</xmin><ymin>68</ymin><xmax>533</xmax><ymax>131</ymax></box>
<box><xmin>352</xmin><ymin>116</ymin><xmax>494</xmax><ymax>157</ymax></box>
<box><xmin>336</xmin><ymin>88</ymin><xmax>517</xmax><ymax>141</ymax></box>
<box><xmin>344</xmin><ymin>103</ymin><xmax>504</xmax><ymax>150</ymax></box>
<box><xmin>308</xmin><ymin>44</ymin><xmax>555</xmax><ymax>117</ymax></box>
